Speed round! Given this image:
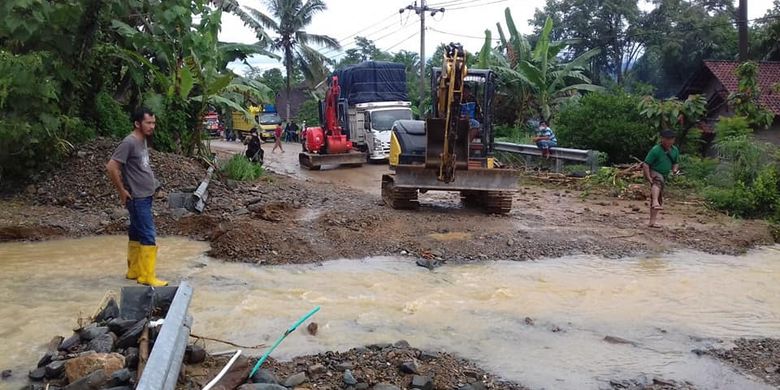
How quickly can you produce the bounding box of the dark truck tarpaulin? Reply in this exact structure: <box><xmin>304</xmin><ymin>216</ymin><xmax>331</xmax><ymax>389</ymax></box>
<box><xmin>332</xmin><ymin>61</ymin><xmax>408</xmax><ymax>104</ymax></box>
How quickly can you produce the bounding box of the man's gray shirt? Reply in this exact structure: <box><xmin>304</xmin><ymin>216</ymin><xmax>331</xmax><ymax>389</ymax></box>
<box><xmin>111</xmin><ymin>134</ymin><xmax>156</xmax><ymax>198</ymax></box>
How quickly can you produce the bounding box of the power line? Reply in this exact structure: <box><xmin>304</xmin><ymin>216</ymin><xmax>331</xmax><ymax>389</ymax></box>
<box><xmin>320</xmin><ymin>16</ymin><xmax>410</xmax><ymax>57</ymax></box>
<box><xmin>383</xmin><ymin>30</ymin><xmax>421</xmax><ymax>52</ymax></box>
<box><xmin>428</xmin><ymin>26</ymin><xmax>500</xmax><ymax>41</ymax></box>
<box><xmin>444</xmin><ymin>0</ymin><xmax>509</xmax><ymax>11</ymax></box>
<box><xmin>324</xmin><ymin>22</ymin><xmax>417</xmax><ymax>60</ymax></box>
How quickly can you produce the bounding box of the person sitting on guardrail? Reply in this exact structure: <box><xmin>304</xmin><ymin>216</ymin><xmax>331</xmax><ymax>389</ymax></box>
<box><xmin>534</xmin><ymin>120</ymin><xmax>557</xmax><ymax>159</ymax></box>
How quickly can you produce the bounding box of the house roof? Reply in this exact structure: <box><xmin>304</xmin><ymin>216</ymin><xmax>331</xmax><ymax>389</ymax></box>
<box><xmin>699</xmin><ymin>60</ymin><xmax>780</xmax><ymax>115</ymax></box>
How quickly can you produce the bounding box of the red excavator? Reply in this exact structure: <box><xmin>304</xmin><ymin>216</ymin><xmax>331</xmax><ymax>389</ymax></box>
<box><xmin>299</xmin><ymin>76</ymin><xmax>367</xmax><ymax>170</ymax></box>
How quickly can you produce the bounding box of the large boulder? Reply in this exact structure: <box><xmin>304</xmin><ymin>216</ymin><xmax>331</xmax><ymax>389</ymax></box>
<box><xmin>64</xmin><ymin>352</ymin><xmax>125</xmax><ymax>383</ymax></box>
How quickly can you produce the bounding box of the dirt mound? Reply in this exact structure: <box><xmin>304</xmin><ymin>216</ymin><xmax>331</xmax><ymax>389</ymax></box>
<box><xmin>26</xmin><ymin>137</ymin><xmax>215</xmax><ymax>211</ymax></box>
<box><xmin>707</xmin><ymin>338</ymin><xmax>780</xmax><ymax>387</ymax></box>
<box><xmin>188</xmin><ymin>343</ymin><xmax>529</xmax><ymax>390</ymax></box>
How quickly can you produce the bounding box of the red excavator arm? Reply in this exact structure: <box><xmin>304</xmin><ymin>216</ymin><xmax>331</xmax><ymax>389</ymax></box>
<box><xmin>303</xmin><ymin>76</ymin><xmax>352</xmax><ymax>154</ymax></box>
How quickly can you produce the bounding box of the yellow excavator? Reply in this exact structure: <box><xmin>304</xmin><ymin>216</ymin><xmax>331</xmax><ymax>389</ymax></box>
<box><xmin>382</xmin><ymin>43</ymin><xmax>518</xmax><ymax>214</ymax></box>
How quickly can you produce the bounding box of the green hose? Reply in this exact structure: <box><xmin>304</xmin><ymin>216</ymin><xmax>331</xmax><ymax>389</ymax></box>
<box><xmin>248</xmin><ymin>306</ymin><xmax>321</xmax><ymax>379</ymax></box>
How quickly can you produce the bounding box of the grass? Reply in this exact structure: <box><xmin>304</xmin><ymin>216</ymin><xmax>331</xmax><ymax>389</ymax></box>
<box><xmin>222</xmin><ymin>154</ymin><xmax>264</xmax><ymax>181</ymax></box>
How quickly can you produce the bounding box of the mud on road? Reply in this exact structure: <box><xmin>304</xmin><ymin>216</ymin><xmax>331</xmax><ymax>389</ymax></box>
<box><xmin>0</xmin><ymin>138</ymin><xmax>775</xmax><ymax>265</ymax></box>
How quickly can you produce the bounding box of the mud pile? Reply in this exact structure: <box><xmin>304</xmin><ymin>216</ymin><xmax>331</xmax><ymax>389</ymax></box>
<box><xmin>707</xmin><ymin>338</ymin><xmax>780</xmax><ymax>387</ymax></box>
<box><xmin>25</xmin><ymin>137</ymin><xmax>220</xmax><ymax>211</ymax></box>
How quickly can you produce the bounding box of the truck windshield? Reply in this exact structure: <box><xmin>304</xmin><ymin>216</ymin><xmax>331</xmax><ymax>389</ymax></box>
<box><xmin>371</xmin><ymin>109</ymin><xmax>412</xmax><ymax>131</ymax></box>
<box><xmin>259</xmin><ymin>113</ymin><xmax>281</xmax><ymax>124</ymax></box>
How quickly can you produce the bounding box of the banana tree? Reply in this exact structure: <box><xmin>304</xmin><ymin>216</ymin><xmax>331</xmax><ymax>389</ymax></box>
<box><xmin>495</xmin><ymin>16</ymin><xmax>603</xmax><ymax>122</ymax></box>
<box><xmin>111</xmin><ymin>0</ymin><xmax>272</xmax><ymax>156</ymax></box>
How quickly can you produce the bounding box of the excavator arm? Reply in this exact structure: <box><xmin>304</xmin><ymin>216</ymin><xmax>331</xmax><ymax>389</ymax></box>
<box><xmin>429</xmin><ymin>43</ymin><xmax>468</xmax><ymax>183</ymax></box>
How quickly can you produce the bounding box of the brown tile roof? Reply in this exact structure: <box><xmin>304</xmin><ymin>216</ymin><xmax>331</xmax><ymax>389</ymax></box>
<box><xmin>703</xmin><ymin>60</ymin><xmax>780</xmax><ymax>115</ymax></box>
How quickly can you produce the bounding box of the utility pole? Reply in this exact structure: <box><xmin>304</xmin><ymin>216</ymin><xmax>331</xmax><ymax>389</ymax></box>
<box><xmin>738</xmin><ymin>0</ymin><xmax>749</xmax><ymax>61</ymax></box>
<box><xmin>400</xmin><ymin>1</ymin><xmax>445</xmax><ymax>118</ymax></box>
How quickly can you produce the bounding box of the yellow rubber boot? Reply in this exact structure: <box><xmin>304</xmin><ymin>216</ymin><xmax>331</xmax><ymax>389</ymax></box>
<box><xmin>126</xmin><ymin>241</ymin><xmax>141</xmax><ymax>280</ymax></box>
<box><xmin>137</xmin><ymin>245</ymin><xmax>168</xmax><ymax>287</ymax></box>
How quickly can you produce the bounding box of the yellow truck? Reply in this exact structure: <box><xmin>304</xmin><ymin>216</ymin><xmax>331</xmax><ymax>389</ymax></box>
<box><xmin>231</xmin><ymin>105</ymin><xmax>282</xmax><ymax>141</ymax></box>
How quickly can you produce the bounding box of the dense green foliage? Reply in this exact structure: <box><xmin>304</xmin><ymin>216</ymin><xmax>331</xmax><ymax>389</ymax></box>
<box><xmin>554</xmin><ymin>92</ymin><xmax>656</xmax><ymax>163</ymax></box>
<box><xmin>714</xmin><ymin>116</ymin><xmax>752</xmax><ymax>140</ymax></box>
<box><xmin>222</xmin><ymin>154</ymin><xmax>264</xmax><ymax>181</ymax></box>
<box><xmin>0</xmin><ymin>0</ymin><xmax>270</xmax><ymax>189</ymax></box>
<box><xmin>728</xmin><ymin>62</ymin><xmax>776</xmax><ymax>129</ymax></box>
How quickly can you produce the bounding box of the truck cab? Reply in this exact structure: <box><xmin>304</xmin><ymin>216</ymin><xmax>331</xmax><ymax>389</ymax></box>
<box><xmin>350</xmin><ymin>101</ymin><xmax>412</xmax><ymax>161</ymax></box>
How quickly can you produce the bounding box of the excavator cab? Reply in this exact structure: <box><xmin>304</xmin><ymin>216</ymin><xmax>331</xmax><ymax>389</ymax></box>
<box><xmin>383</xmin><ymin>44</ymin><xmax>518</xmax><ymax>214</ymax></box>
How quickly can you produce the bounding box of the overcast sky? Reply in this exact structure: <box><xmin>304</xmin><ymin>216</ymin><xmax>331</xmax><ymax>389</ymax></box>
<box><xmin>219</xmin><ymin>0</ymin><xmax>777</xmax><ymax>74</ymax></box>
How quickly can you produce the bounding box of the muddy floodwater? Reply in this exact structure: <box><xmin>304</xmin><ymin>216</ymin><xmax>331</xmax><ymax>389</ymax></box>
<box><xmin>0</xmin><ymin>236</ymin><xmax>778</xmax><ymax>389</ymax></box>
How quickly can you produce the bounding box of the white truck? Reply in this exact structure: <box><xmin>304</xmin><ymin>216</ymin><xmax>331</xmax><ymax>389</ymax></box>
<box><xmin>346</xmin><ymin>101</ymin><xmax>413</xmax><ymax>161</ymax></box>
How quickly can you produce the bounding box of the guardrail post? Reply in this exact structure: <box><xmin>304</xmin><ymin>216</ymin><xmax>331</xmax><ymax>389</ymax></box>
<box><xmin>586</xmin><ymin>150</ymin><xmax>598</xmax><ymax>173</ymax></box>
<box><xmin>136</xmin><ymin>282</ymin><xmax>193</xmax><ymax>390</ymax></box>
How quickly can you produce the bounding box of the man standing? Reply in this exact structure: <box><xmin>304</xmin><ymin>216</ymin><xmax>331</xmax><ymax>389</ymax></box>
<box><xmin>106</xmin><ymin>107</ymin><xmax>168</xmax><ymax>286</ymax></box>
<box><xmin>534</xmin><ymin>121</ymin><xmax>557</xmax><ymax>158</ymax></box>
<box><xmin>642</xmin><ymin>129</ymin><xmax>680</xmax><ymax>228</ymax></box>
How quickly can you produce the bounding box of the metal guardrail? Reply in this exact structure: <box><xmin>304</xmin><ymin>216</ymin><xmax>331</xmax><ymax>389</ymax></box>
<box><xmin>494</xmin><ymin>142</ymin><xmax>599</xmax><ymax>173</ymax></box>
<box><xmin>135</xmin><ymin>282</ymin><xmax>194</xmax><ymax>390</ymax></box>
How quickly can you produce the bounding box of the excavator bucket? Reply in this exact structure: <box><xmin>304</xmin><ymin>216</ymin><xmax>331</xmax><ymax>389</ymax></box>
<box><xmin>424</xmin><ymin>118</ymin><xmax>470</xmax><ymax>172</ymax></box>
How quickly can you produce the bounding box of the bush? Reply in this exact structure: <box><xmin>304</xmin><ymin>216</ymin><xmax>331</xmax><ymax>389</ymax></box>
<box><xmin>495</xmin><ymin>123</ymin><xmax>534</xmax><ymax>144</ymax></box>
<box><xmin>704</xmin><ymin>167</ymin><xmax>779</xmax><ymax>218</ymax></box>
<box><xmin>714</xmin><ymin>116</ymin><xmax>752</xmax><ymax>141</ymax></box>
<box><xmin>95</xmin><ymin>91</ymin><xmax>129</xmax><ymax>138</ymax></box>
<box><xmin>672</xmin><ymin>155</ymin><xmax>719</xmax><ymax>189</ymax></box>
<box><xmin>222</xmin><ymin>154</ymin><xmax>263</xmax><ymax>181</ymax></box>
<box><xmin>554</xmin><ymin>91</ymin><xmax>656</xmax><ymax>164</ymax></box>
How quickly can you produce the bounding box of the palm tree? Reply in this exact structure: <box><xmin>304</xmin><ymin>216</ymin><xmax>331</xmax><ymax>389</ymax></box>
<box><xmin>244</xmin><ymin>0</ymin><xmax>340</xmax><ymax>120</ymax></box>
<box><xmin>496</xmin><ymin>16</ymin><xmax>603</xmax><ymax>122</ymax></box>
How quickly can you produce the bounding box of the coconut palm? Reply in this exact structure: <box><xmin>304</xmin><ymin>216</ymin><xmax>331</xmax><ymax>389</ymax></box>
<box><xmin>496</xmin><ymin>16</ymin><xmax>603</xmax><ymax>122</ymax></box>
<box><xmin>243</xmin><ymin>0</ymin><xmax>340</xmax><ymax>120</ymax></box>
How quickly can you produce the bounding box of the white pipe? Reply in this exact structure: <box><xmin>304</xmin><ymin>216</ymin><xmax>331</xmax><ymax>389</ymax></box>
<box><xmin>202</xmin><ymin>349</ymin><xmax>243</xmax><ymax>390</ymax></box>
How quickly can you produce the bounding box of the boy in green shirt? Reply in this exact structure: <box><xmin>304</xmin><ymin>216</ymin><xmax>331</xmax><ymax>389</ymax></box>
<box><xmin>642</xmin><ymin>129</ymin><xmax>680</xmax><ymax>228</ymax></box>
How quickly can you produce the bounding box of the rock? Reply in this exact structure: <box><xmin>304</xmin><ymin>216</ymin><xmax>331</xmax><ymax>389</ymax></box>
<box><xmin>184</xmin><ymin>345</ymin><xmax>206</xmax><ymax>364</ymax></box>
<box><xmin>336</xmin><ymin>362</ymin><xmax>354</xmax><ymax>371</ymax></box>
<box><xmin>461</xmin><ymin>383</ymin><xmax>486</xmax><ymax>390</ymax></box>
<box><xmin>343</xmin><ymin>369</ymin><xmax>358</xmax><ymax>385</ymax></box>
<box><xmin>411</xmin><ymin>375</ymin><xmax>433</xmax><ymax>390</ymax></box>
<box><xmin>59</xmin><ymin>333</ymin><xmax>81</xmax><ymax>351</ymax></box>
<box><xmin>45</xmin><ymin>360</ymin><xmax>66</xmax><ymax>379</ymax></box>
<box><xmin>418</xmin><ymin>351</ymin><xmax>438</xmax><ymax>361</ymax></box>
<box><xmin>416</xmin><ymin>258</ymin><xmax>438</xmax><ymax>270</ymax></box>
<box><xmin>63</xmin><ymin>368</ymin><xmax>109</xmax><ymax>390</ymax></box>
<box><xmin>307</xmin><ymin>364</ymin><xmax>326</xmax><ymax>376</ymax></box>
<box><xmin>123</xmin><ymin>348</ymin><xmax>139</xmax><ymax>369</ymax></box>
<box><xmin>282</xmin><ymin>372</ymin><xmax>307</xmax><ymax>387</ymax></box>
<box><xmin>523</xmin><ymin>317</ymin><xmax>535</xmax><ymax>326</ymax></box>
<box><xmin>87</xmin><ymin>333</ymin><xmax>114</xmax><ymax>353</ymax></box>
<box><xmin>80</xmin><ymin>325</ymin><xmax>109</xmax><ymax>341</ymax></box>
<box><xmin>399</xmin><ymin>360</ymin><xmax>419</xmax><ymax>374</ymax></box>
<box><xmin>368</xmin><ymin>343</ymin><xmax>391</xmax><ymax>350</ymax></box>
<box><xmin>238</xmin><ymin>384</ymin><xmax>287</xmax><ymax>390</ymax></box>
<box><xmin>372</xmin><ymin>383</ymin><xmax>400</xmax><ymax>390</ymax></box>
<box><xmin>103</xmin><ymin>387</ymin><xmax>132</xmax><ymax>390</ymax></box>
<box><xmin>765</xmin><ymin>365</ymin><xmax>778</xmax><ymax>374</ymax></box>
<box><xmin>234</xmin><ymin>208</ymin><xmax>250</xmax><ymax>216</ymax></box>
<box><xmin>306</xmin><ymin>322</ymin><xmax>318</xmax><ymax>336</ymax></box>
<box><xmin>1</xmin><ymin>369</ymin><xmax>10</xmax><ymax>379</ymax></box>
<box><xmin>356</xmin><ymin>384</ymin><xmax>369</xmax><ymax>390</ymax></box>
<box><xmin>37</xmin><ymin>351</ymin><xmax>56</xmax><ymax>368</ymax></box>
<box><xmin>116</xmin><ymin>320</ymin><xmax>146</xmax><ymax>349</ymax></box>
<box><xmin>603</xmin><ymin>335</ymin><xmax>636</xmax><ymax>346</ymax></box>
<box><xmin>107</xmin><ymin>319</ymin><xmax>136</xmax><ymax>336</ymax></box>
<box><xmin>250</xmin><ymin>368</ymin><xmax>279</xmax><ymax>384</ymax></box>
<box><xmin>394</xmin><ymin>340</ymin><xmax>411</xmax><ymax>348</ymax></box>
<box><xmin>95</xmin><ymin>299</ymin><xmax>120</xmax><ymax>322</ymax></box>
<box><xmin>29</xmin><ymin>367</ymin><xmax>46</xmax><ymax>381</ymax></box>
<box><xmin>107</xmin><ymin>368</ymin><xmax>132</xmax><ymax>387</ymax></box>
<box><xmin>462</xmin><ymin>370</ymin><xmax>480</xmax><ymax>379</ymax></box>
<box><xmin>64</xmin><ymin>352</ymin><xmax>125</xmax><ymax>383</ymax></box>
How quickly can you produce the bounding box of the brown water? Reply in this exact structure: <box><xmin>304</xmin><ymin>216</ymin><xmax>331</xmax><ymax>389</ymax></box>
<box><xmin>1</xmin><ymin>236</ymin><xmax>778</xmax><ymax>389</ymax></box>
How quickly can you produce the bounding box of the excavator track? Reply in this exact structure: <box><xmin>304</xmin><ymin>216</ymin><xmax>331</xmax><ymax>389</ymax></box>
<box><xmin>483</xmin><ymin>191</ymin><xmax>513</xmax><ymax>214</ymax></box>
<box><xmin>381</xmin><ymin>175</ymin><xmax>419</xmax><ymax>210</ymax></box>
<box><xmin>461</xmin><ymin>190</ymin><xmax>512</xmax><ymax>214</ymax></box>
